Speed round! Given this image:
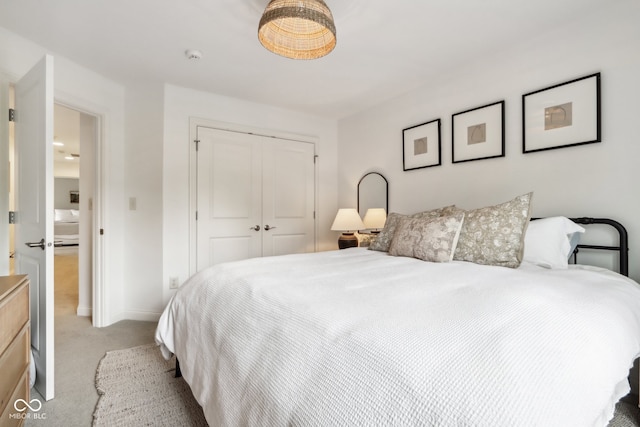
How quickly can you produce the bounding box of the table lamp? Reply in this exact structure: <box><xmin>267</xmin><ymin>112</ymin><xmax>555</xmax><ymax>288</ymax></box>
<box><xmin>363</xmin><ymin>208</ymin><xmax>387</xmax><ymax>234</ymax></box>
<box><xmin>331</xmin><ymin>208</ymin><xmax>366</xmax><ymax>249</ymax></box>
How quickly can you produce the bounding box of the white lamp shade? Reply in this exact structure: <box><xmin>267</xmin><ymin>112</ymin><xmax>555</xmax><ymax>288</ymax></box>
<box><xmin>331</xmin><ymin>208</ymin><xmax>365</xmax><ymax>232</ymax></box>
<box><xmin>363</xmin><ymin>208</ymin><xmax>387</xmax><ymax>229</ymax></box>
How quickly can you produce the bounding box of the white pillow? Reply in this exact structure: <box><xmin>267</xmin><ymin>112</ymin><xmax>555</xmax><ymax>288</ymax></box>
<box><xmin>523</xmin><ymin>217</ymin><xmax>585</xmax><ymax>269</ymax></box>
<box><xmin>54</xmin><ymin>209</ymin><xmax>76</xmax><ymax>222</ymax></box>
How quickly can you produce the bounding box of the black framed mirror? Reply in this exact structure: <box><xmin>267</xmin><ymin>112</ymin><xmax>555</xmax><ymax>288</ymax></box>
<box><xmin>357</xmin><ymin>172</ymin><xmax>388</xmax><ymax>219</ymax></box>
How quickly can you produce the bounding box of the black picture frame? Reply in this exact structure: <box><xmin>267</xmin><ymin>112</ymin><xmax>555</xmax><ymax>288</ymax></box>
<box><xmin>402</xmin><ymin>118</ymin><xmax>441</xmax><ymax>171</ymax></box>
<box><xmin>452</xmin><ymin>100</ymin><xmax>505</xmax><ymax>163</ymax></box>
<box><xmin>522</xmin><ymin>73</ymin><xmax>601</xmax><ymax>154</ymax></box>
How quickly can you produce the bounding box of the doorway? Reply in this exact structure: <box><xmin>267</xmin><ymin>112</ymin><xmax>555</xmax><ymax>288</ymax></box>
<box><xmin>8</xmin><ymin>100</ymin><xmax>98</xmax><ymax>318</ymax></box>
<box><xmin>52</xmin><ymin>103</ymin><xmax>96</xmax><ymax>318</ymax></box>
<box><xmin>194</xmin><ymin>125</ymin><xmax>316</xmax><ymax>271</ymax></box>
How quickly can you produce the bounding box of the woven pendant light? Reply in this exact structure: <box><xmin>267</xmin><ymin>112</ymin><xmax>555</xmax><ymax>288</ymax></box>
<box><xmin>258</xmin><ymin>0</ymin><xmax>336</xmax><ymax>60</ymax></box>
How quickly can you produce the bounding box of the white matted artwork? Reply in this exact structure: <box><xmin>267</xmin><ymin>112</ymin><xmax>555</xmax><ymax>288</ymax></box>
<box><xmin>452</xmin><ymin>101</ymin><xmax>505</xmax><ymax>163</ymax></box>
<box><xmin>523</xmin><ymin>73</ymin><xmax>600</xmax><ymax>153</ymax></box>
<box><xmin>402</xmin><ymin>118</ymin><xmax>441</xmax><ymax>171</ymax></box>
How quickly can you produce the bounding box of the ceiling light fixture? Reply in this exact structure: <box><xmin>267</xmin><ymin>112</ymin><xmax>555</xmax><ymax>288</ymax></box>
<box><xmin>258</xmin><ymin>0</ymin><xmax>336</xmax><ymax>60</ymax></box>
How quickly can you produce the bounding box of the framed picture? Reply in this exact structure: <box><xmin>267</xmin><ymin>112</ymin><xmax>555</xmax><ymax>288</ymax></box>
<box><xmin>522</xmin><ymin>73</ymin><xmax>601</xmax><ymax>153</ymax></box>
<box><xmin>402</xmin><ymin>118</ymin><xmax>441</xmax><ymax>171</ymax></box>
<box><xmin>452</xmin><ymin>100</ymin><xmax>505</xmax><ymax>163</ymax></box>
<box><xmin>70</xmin><ymin>191</ymin><xmax>79</xmax><ymax>204</ymax></box>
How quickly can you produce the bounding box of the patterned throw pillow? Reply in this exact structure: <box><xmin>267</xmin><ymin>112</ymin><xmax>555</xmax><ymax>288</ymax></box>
<box><xmin>452</xmin><ymin>193</ymin><xmax>533</xmax><ymax>268</ymax></box>
<box><xmin>388</xmin><ymin>213</ymin><xmax>465</xmax><ymax>262</ymax></box>
<box><xmin>355</xmin><ymin>232</ymin><xmax>377</xmax><ymax>247</ymax></box>
<box><xmin>368</xmin><ymin>206</ymin><xmax>454</xmax><ymax>252</ymax></box>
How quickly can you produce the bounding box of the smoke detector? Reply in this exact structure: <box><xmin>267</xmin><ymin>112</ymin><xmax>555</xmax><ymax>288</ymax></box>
<box><xmin>185</xmin><ymin>49</ymin><xmax>203</xmax><ymax>60</ymax></box>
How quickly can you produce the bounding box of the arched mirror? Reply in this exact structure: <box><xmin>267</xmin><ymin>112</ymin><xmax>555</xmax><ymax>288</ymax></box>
<box><xmin>357</xmin><ymin>172</ymin><xmax>388</xmax><ymax>221</ymax></box>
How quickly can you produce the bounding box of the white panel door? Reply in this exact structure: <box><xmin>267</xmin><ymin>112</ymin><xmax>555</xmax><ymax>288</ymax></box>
<box><xmin>196</xmin><ymin>126</ymin><xmax>315</xmax><ymax>271</ymax></box>
<box><xmin>14</xmin><ymin>55</ymin><xmax>55</xmax><ymax>400</ymax></box>
<box><xmin>196</xmin><ymin>127</ymin><xmax>262</xmax><ymax>270</ymax></box>
<box><xmin>262</xmin><ymin>139</ymin><xmax>315</xmax><ymax>257</ymax></box>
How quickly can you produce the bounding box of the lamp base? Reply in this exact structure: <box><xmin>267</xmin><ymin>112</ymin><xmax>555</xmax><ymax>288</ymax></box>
<box><xmin>338</xmin><ymin>233</ymin><xmax>358</xmax><ymax>250</ymax></box>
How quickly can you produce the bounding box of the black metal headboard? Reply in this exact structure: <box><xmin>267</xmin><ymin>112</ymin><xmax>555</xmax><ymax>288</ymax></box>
<box><xmin>569</xmin><ymin>217</ymin><xmax>629</xmax><ymax>277</ymax></box>
<box><xmin>530</xmin><ymin>217</ymin><xmax>629</xmax><ymax>276</ymax></box>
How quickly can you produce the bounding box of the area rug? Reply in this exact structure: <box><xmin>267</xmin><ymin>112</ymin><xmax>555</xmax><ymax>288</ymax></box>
<box><xmin>93</xmin><ymin>344</ymin><xmax>208</xmax><ymax>426</ymax></box>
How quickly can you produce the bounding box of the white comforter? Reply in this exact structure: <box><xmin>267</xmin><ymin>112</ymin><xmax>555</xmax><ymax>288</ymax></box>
<box><xmin>155</xmin><ymin>248</ymin><xmax>640</xmax><ymax>427</ymax></box>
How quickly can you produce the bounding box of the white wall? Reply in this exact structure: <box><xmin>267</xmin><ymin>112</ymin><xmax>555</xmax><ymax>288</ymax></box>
<box><xmin>122</xmin><ymin>82</ymin><xmax>165</xmax><ymax>319</ymax></box>
<box><xmin>54</xmin><ymin>178</ymin><xmax>79</xmax><ymax>209</ymax></box>
<box><xmin>0</xmin><ymin>25</ymin><xmax>127</xmax><ymax>326</ymax></box>
<box><xmin>162</xmin><ymin>84</ymin><xmax>339</xmax><ymax>304</ymax></box>
<box><xmin>338</xmin><ymin>2</ymin><xmax>640</xmax><ymax>281</ymax></box>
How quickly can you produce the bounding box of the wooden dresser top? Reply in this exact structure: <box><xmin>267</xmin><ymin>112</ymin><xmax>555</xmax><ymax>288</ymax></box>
<box><xmin>0</xmin><ymin>275</ymin><xmax>28</xmax><ymax>300</ymax></box>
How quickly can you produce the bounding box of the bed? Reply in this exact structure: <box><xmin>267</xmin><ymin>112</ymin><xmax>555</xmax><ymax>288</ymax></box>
<box><xmin>156</xmin><ymin>194</ymin><xmax>640</xmax><ymax>427</ymax></box>
<box><xmin>54</xmin><ymin>208</ymin><xmax>79</xmax><ymax>251</ymax></box>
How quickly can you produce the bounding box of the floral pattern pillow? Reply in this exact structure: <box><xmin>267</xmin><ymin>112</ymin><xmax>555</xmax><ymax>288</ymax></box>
<box><xmin>388</xmin><ymin>213</ymin><xmax>465</xmax><ymax>262</ymax></box>
<box><xmin>355</xmin><ymin>232</ymin><xmax>377</xmax><ymax>247</ymax></box>
<box><xmin>452</xmin><ymin>192</ymin><xmax>533</xmax><ymax>268</ymax></box>
<box><xmin>368</xmin><ymin>206</ymin><xmax>454</xmax><ymax>252</ymax></box>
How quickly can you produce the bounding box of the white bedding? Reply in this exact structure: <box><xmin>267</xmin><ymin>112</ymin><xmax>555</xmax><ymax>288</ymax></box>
<box><xmin>155</xmin><ymin>248</ymin><xmax>640</xmax><ymax>426</ymax></box>
<box><xmin>54</xmin><ymin>221</ymin><xmax>79</xmax><ymax>245</ymax></box>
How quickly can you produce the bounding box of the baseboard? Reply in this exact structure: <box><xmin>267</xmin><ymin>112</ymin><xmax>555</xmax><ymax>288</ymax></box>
<box><xmin>121</xmin><ymin>310</ymin><xmax>162</xmax><ymax>322</ymax></box>
<box><xmin>76</xmin><ymin>305</ymin><xmax>92</xmax><ymax>317</ymax></box>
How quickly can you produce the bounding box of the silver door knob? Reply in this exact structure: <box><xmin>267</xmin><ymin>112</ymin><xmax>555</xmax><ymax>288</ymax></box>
<box><xmin>264</xmin><ymin>225</ymin><xmax>276</xmax><ymax>231</ymax></box>
<box><xmin>25</xmin><ymin>238</ymin><xmax>46</xmax><ymax>250</ymax></box>
<box><xmin>249</xmin><ymin>225</ymin><xmax>260</xmax><ymax>231</ymax></box>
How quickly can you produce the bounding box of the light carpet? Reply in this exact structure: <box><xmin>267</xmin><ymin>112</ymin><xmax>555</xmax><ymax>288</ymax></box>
<box><xmin>94</xmin><ymin>344</ymin><xmax>639</xmax><ymax>427</ymax></box>
<box><xmin>93</xmin><ymin>344</ymin><xmax>207</xmax><ymax>426</ymax></box>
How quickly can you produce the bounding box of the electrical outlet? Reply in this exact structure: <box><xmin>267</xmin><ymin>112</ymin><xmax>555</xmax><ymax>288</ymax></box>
<box><xmin>169</xmin><ymin>276</ymin><xmax>180</xmax><ymax>289</ymax></box>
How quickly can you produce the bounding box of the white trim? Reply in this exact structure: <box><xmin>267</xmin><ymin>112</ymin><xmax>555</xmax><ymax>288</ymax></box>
<box><xmin>76</xmin><ymin>306</ymin><xmax>92</xmax><ymax>317</ymax></box>
<box><xmin>0</xmin><ymin>76</ymin><xmax>11</xmax><ymax>276</ymax></box>
<box><xmin>121</xmin><ymin>310</ymin><xmax>162</xmax><ymax>322</ymax></box>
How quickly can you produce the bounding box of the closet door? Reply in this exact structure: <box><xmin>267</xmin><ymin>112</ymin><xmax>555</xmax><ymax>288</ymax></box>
<box><xmin>196</xmin><ymin>128</ymin><xmax>262</xmax><ymax>270</ymax></box>
<box><xmin>262</xmin><ymin>139</ymin><xmax>315</xmax><ymax>257</ymax></box>
<box><xmin>196</xmin><ymin>126</ymin><xmax>316</xmax><ymax>271</ymax></box>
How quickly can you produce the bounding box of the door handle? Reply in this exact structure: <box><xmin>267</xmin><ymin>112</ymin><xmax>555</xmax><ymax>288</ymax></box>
<box><xmin>25</xmin><ymin>238</ymin><xmax>46</xmax><ymax>250</ymax></box>
<box><xmin>264</xmin><ymin>225</ymin><xmax>276</xmax><ymax>231</ymax></box>
<box><xmin>249</xmin><ymin>225</ymin><xmax>261</xmax><ymax>231</ymax></box>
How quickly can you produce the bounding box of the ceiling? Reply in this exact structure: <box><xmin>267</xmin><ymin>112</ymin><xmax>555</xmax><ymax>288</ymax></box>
<box><xmin>0</xmin><ymin>0</ymin><xmax>611</xmax><ymax>120</ymax></box>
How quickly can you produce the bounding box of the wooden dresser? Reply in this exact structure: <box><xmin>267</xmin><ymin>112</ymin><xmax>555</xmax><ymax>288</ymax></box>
<box><xmin>0</xmin><ymin>275</ymin><xmax>30</xmax><ymax>427</ymax></box>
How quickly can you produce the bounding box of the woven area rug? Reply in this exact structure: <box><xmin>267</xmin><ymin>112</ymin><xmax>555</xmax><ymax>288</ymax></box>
<box><xmin>93</xmin><ymin>344</ymin><xmax>208</xmax><ymax>426</ymax></box>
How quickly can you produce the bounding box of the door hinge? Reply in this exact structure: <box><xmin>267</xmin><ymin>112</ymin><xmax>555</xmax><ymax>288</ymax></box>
<box><xmin>195</xmin><ymin>211</ymin><xmax>198</xmax><ymax>221</ymax></box>
<box><xmin>8</xmin><ymin>211</ymin><xmax>15</xmax><ymax>224</ymax></box>
<box><xmin>100</xmin><ymin>228</ymin><xmax>104</xmax><ymax>235</ymax></box>
<box><xmin>313</xmin><ymin>211</ymin><xmax>316</xmax><ymax>219</ymax></box>
<box><xmin>8</xmin><ymin>108</ymin><xmax>15</xmax><ymax>122</ymax></box>
<box><xmin>194</xmin><ymin>139</ymin><xmax>200</xmax><ymax>151</ymax></box>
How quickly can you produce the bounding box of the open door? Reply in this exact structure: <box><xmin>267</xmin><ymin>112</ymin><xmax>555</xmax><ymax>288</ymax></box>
<box><xmin>13</xmin><ymin>55</ymin><xmax>55</xmax><ymax>400</ymax></box>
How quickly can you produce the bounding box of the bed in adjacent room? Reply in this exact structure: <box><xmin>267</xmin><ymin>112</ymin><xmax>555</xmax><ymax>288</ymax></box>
<box><xmin>54</xmin><ymin>208</ymin><xmax>80</xmax><ymax>253</ymax></box>
<box><xmin>156</xmin><ymin>193</ymin><xmax>640</xmax><ymax>426</ymax></box>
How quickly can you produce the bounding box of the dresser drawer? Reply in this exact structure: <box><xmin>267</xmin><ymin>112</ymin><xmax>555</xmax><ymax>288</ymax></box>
<box><xmin>0</xmin><ymin>325</ymin><xmax>30</xmax><ymax>421</ymax></box>
<box><xmin>0</xmin><ymin>277</ymin><xmax>29</xmax><ymax>357</ymax></box>
<box><xmin>0</xmin><ymin>368</ymin><xmax>29</xmax><ymax>427</ymax></box>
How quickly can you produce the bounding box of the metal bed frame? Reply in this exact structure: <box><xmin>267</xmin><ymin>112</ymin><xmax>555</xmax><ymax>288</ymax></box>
<box><xmin>567</xmin><ymin>217</ymin><xmax>629</xmax><ymax>277</ymax></box>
